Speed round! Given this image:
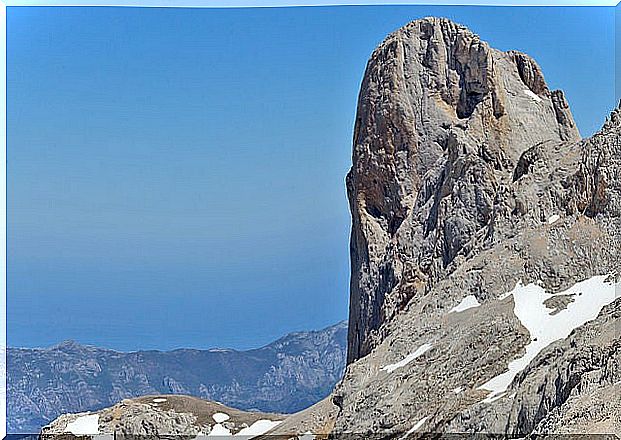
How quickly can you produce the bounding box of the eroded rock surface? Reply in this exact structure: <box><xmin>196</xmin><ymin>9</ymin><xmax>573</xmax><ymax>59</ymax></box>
<box><xmin>347</xmin><ymin>16</ymin><xmax>582</xmax><ymax>364</ymax></box>
<box><xmin>40</xmin><ymin>395</ymin><xmax>284</xmax><ymax>439</ymax></box>
<box><xmin>338</xmin><ymin>16</ymin><xmax>620</xmax><ymax>437</ymax></box>
<box><xmin>38</xmin><ymin>16</ymin><xmax>620</xmax><ymax>440</ymax></box>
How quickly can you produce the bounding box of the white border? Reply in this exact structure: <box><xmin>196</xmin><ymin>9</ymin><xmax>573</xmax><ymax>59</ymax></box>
<box><xmin>0</xmin><ymin>0</ymin><xmax>618</xmax><ymax>436</ymax></box>
<box><xmin>2</xmin><ymin>0</ymin><xmax>621</xmax><ymax>6</ymax></box>
<box><xmin>1</xmin><ymin>0</ymin><xmax>6</xmax><ymax>437</ymax></box>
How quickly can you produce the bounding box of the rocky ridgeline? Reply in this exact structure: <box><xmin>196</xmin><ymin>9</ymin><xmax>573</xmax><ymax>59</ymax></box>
<box><xmin>40</xmin><ymin>395</ymin><xmax>286</xmax><ymax>439</ymax></box>
<box><xmin>336</xmin><ymin>16</ymin><xmax>620</xmax><ymax>437</ymax></box>
<box><xmin>9</xmin><ymin>322</ymin><xmax>346</xmax><ymax>433</ymax></box>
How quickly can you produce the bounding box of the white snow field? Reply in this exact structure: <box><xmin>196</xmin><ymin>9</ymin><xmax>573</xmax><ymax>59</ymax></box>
<box><xmin>65</xmin><ymin>414</ymin><xmax>99</xmax><ymax>435</ymax></box>
<box><xmin>480</xmin><ymin>275</ymin><xmax>619</xmax><ymax>401</ymax></box>
<box><xmin>547</xmin><ymin>214</ymin><xmax>560</xmax><ymax>224</ymax></box>
<box><xmin>212</xmin><ymin>412</ymin><xmax>231</xmax><ymax>423</ymax></box>
<box><xmin>523</xmin><ymin>89</ymin><xmax>543</xmax><ymax>103</ymax></box>
<box><xmin>199</xmin><ymin>418</ymin><xmax>280</xmax><ymax>438</ymax></box>
<box><xmin>399</xmin><ymin>416</ymin><xmax>429</xmax><ymax>439</ymax></box>
<box><xmin>381</xmin><ymin>343</ymin><xmax>433</xmax><ymax>373</ymax></box>
<box><xmin>448</xmin><ymin>295</ymin><xmax>481</xmax><ymax>313</ymax></box>
<box><xmin>207</xmin><ymin>423</ymin><xmax>231</xmax><ymax>436</ymax></box>
<box><xmin>234</xmin><ymin>419</ymin><xmax>282</xmax><ymax>437</ymax></box>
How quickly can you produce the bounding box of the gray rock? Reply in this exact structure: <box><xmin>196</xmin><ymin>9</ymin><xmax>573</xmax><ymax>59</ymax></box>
<box><xmin>445</xmin><ymin>298</ymin><xmax>621</xmax><ymax>436</ymax></box>
<box><xmin>34</xmin><ymin>16</ymin><xmax>621</xmax><ymax>439</ymax></box>
<box><xmin>346</xmin><ymin>17</ymin><xmax>581</xmax><ymax>363</ymax></box>
<box><xmin>335</xmin><ymin>16</ymin><xmax>620</xmax><ymax>437</ymax></box>
<box><xmin>40</xmin><ymin>394</ymin><xmax>284</xmax><ymax>439</ymax></box>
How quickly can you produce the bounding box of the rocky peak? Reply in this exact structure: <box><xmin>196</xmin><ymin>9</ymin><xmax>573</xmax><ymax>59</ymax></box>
<box><xmin>50</xmin><ymin>340</ymin><xmax>92</xmax><ymax>353</ymax></box>
<box><xmin>346</xmin><ymin>17</ymin><xmax>582</xmax><ymax>363</ymax></box>
<box><xmin>336</xmin><ymin>15</ymin><xmax>619</xmax><ymax>438</ymax></box>
<box><xmin>570</xmin><ymin>102</ymin><xmax>621</xmax><ymax>218</ymax></box>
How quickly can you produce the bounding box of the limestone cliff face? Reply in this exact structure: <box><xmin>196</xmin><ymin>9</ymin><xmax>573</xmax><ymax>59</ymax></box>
<box><xmin>35</xmin><ymin>16</ymin><xmax>620</xmax><ymax>440</ymax></box>
<box><xmin>347</xmin><ymin>17</ymin><xmax>581</xmax><ymax>363</ymax></box>
<box><xmin>336</xmin><ymin>16</ymin><xmax>620</xmax><ymax>438</ymax></box>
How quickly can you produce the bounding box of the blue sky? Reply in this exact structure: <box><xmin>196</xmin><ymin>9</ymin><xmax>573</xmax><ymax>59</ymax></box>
<box><xmin>8</xmin><ymin>5</ymin><xmax>616</xmax><ymax>351</ymax></box>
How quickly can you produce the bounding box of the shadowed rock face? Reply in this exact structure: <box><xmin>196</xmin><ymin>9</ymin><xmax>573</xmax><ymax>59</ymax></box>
<box><xmin>346</xmin><ymin>16</ymin><xmax>581</xmax><ymax>363</ymax></box>
<box><xmin>337</xmin><ymin>16</ymin><xmax>620</xmax><ymax>438</ymax></box>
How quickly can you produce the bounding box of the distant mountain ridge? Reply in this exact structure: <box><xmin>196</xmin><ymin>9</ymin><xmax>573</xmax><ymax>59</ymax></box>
<box><xmin>7</xmin><ymin>321</ymin><xmax>347</xmax><ymax>433</ymax></box>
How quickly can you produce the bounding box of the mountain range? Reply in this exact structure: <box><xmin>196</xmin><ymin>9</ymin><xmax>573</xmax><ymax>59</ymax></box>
<box><xmin>7</xmin><ymin>321</ymin><xmax>347</xmax><ymax>433</ymax></box>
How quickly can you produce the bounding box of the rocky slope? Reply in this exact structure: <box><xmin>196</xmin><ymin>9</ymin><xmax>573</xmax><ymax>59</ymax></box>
<box><xmin>40</xmin><ymin>395</ymin><xmax>285</xmax><ymax>438</ymax></box>
<box><xmin>335</xmin><ymin>16</ymin><xmax>620</xmax><ymax>437</ymax></box>
<box><xmin>8</xmin><ymin>321</ymin><xmax>346</xmax><ymax>433</ymax></box>
<box><xmin>41</xmin><ymin>394</ymin><xmax>340</xmax><ymax>440</ymax></box>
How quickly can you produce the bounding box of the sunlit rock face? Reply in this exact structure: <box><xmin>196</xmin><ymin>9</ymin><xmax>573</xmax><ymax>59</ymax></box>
<box><xmin>339</xmin><ymin>16</ymin><xmax>620</xmax><ymax>437</ymax></box>
<box><xmin>346</xmin><ymin>16</ymin><xmax>587</xmax><ymax>363</ymax></box>
<box><xmin>40</xmin><ymin>395</ymin><xmax>285</xmax><ymax>439</ymax></box>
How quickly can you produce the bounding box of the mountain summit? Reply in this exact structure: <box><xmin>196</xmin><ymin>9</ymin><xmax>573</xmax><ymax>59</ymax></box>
<box><xmin>337</xmin><ymin>17</ymin><xmax>620</xmax><ymax>436</ymax></box>
<box><xmin>346</xmin><ymin>16</ymin><xmax>583</xmax><ymax>363</ymax></box>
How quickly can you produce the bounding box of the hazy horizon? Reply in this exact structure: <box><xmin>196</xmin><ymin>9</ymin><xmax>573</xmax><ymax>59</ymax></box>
<box><xmin>8</xmin><ymin>5</ymin><xmax>616</xmax><ymax>351</ymax></box>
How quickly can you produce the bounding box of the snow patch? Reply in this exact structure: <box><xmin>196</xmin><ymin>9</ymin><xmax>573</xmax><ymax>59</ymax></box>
<box><xmin>482</xmin><ymin>391</ymin><xmax>506</xmax><ymax>404</ymax></box>
<box><xmin>208</xmin><ymin>423</ymin><xmax>231</xmax><ymax>436</ymax></box>
<box><xmin>452</xmin><ymin>387</ymin><xmax>463</xmax><ymax>394</ymax></box>
<box><xmin>201</xmin><ymin>418</ymin><xmax>281</xmax><ymax>438</ymax></box>
<box><xmin>234</xmin><ymin>420</ymin><xmax>281</xmax><ymax>437</ymax></box>
<box><xmin>523</xmin><ymin>89</ymin><xmax>543</xmax><ymax>103</ymax></box>
<box><xmin>548</xmin><ymin>214</ymin><xmax>560</xmax><ymax>225</ymax></box>
<box><xmin>212</xmin><ymin>412</ymin><xmax>230</xmax><ymax>424</ymax></box>
<box><xmin>399</xmin><ymin>417</ymin><xmax>428</xmax><ymax>439</ymax></box>
<box><xmin>381</xmin><ymin>343</ymin><xmax>433</xmax><ymax>373</ymax></box>
<box><xmin>152</xmin><ymin>398</ymin><xmax>167</xmax><ymax>403</ymax></box>
<box><xmin>480</xmin><ymin>275</ymin><xmax>619</xmax><ymax>401</ymax></box>
<box><xmin>65</xmin><ymin>414</ymin><xmax>99</xmax><ymax>435</ymax></box>
<box><xmin>449</xmin><ymin>295</ymin><xmax>481</xmax><ymax>313</ymax></box>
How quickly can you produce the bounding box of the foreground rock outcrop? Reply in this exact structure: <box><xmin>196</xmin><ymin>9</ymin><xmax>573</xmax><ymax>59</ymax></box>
<box><xmin>40</xmin><ymin>395</ymin><xmax>338</xmax><ymax>439</ymax></box>
<box><xmin>40</xmin><ymin>395</ymin><xmax>285</xmax><ymax>438</ymax></box>
<box><xmin>336</xmin><ymin>16</ymin><xmax>620</xmax><ymax>437</ymax></box>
